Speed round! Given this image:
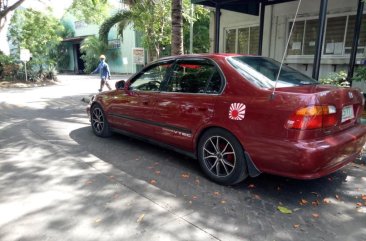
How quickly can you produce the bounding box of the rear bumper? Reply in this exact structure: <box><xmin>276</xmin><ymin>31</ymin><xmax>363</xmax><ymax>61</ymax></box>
<box><xmin>248</xmin><ymin>124</ymin><xmax>366</xmax><ymax>179</ymax></box>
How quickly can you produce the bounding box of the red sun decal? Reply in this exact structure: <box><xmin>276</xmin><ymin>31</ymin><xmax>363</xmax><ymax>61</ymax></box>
<box><xmin>229</xmin><ymin>103</ymin><xmax>246</xmax><ymax>120</ymax></box>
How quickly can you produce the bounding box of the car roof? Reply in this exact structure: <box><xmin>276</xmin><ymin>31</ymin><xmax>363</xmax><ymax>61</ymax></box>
<box><xmin>157</xmin><ymin>53</ymin><xmax>253</xmax><ymax>62</ymax></box>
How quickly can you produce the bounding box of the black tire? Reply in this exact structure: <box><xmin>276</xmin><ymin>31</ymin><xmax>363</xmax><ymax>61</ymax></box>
<box><xmin>90</xmin><ymin>104</ymin><xmax>112</xmax><ymax>137</ymax></box>
<box><xmin>197</xmin><ymin>128</ymin><xmax>248</xmax><ymax>185</ymax></box>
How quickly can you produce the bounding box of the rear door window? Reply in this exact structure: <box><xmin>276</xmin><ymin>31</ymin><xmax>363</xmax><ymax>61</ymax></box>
<box><xmin>164</xmin><ymin>59</ymin><xmax>223</xmax><ymax>94</ymax></box>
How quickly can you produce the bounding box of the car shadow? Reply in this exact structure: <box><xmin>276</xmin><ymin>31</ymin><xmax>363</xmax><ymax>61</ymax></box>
<box><xmin>69</xmin><ymin>126</ymin><xmax>365</xmax><ymax>215</ymax></box>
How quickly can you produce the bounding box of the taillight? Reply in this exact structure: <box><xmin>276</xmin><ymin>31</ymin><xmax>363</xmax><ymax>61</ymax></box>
<box><xmin>286</xmin><ymin>105</ymin><xmax>337</xmax><ymax>130</ymax></box>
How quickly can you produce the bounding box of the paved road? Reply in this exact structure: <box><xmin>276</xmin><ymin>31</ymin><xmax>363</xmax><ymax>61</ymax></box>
<box><xmin>0</xmin><ymin>75</ymin><xmax>366</xmax><ymax>241</ymax></box>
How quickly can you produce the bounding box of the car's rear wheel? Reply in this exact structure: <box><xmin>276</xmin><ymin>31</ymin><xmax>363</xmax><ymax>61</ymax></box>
<box><xmin>91</xmin><ymin>104</ymin><xmax>111</xmax><ymax>137</ymax></box>
<box><xmin>198</xmin><ymin>128</ymin><xmax>248</xmax><ymax>185</ymax></box>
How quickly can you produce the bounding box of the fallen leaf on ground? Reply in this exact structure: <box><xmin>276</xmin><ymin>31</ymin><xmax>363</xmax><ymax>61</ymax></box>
<box><xmin>213</xmin><ymin>191</ymin><xmax>220</xmax><ymax>196</ymax></box>
<box><xmin>323</xmin><ymin>198</ymin><xmax>331</xmax><ymax>204</ymax></box>
<box><xmin>299</xmin><ymin>199</ymin><xmax>308</xmax><ymax>205</ymax></box>
<box><xmin>312</xmin><ymin>213</ymin><xmax>320</xmax><ymax>218</ymax></box>
<box><xmin>150</xmin><ymin>179</ymin><xmax>157</xmax><ymax>185</ymax></box>
<box><xmin>181</xmin><ymin>173</ymin><xmax>190</xmax><ymax>179</ymax></box>
<box><xmin>293</xmin><ymin>224</ymin><xmax>300</xmax><ymax>229</ymax></box>
<box><xmin>137</xmin><ymin>214</ymin><xmax>145</xmax><ymax>223</ymax></box>
<box><xmin>248</xmin><ymin>184</ymin><xmax>255</xmax><ymax>188</ymax></box>
<box><xmin>254</xmin><ymin>194</ymin><xmax>261</xmax><ymax>200</ymax></box>
<box><xmin>278</xmin><ymin>206</ymin><xmax>292</xmax><ymax>214</ymax></box>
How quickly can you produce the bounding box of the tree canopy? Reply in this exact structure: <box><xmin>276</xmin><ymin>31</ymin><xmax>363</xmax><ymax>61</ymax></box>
<box><xmin>0</xmin><ymin>0</ymin><xmax>26</xmax><ymax>32</ymax></box>
<box><xmin>99</xmin><ymin>0</ymin><xmax>209</xmax><ymax>61</ymax></box>
<box><xmin>66</xmin><ymin>0</ymin><xmax>110</xmax><ymax>24</ymax></box>
<box><xmin>8</xmin><ymin>9</ymin><xmax>64</xmax><ymax>66</ymax></box>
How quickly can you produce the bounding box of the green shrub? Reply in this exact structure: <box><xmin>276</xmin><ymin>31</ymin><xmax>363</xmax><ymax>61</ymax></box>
<box><xmin>0</xmin><ymin>52</ymin><xmax>17</xmax><ymax>80</ymax></box>
<box><xmin>352</xmin><ymin>66</ymin><xmax>366</xmax><ymax>82</ymax></box>
<box><xmin>319</xmin><ymin>70</ymin><xmax>349</xmax><ymax>87</ymax></box>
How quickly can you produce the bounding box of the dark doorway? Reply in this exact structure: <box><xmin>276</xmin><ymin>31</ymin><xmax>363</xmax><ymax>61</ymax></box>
<box><xmin>74</xmin><ymin>43</ymin><xmax>85</xmax><ymax>74</ymax></box>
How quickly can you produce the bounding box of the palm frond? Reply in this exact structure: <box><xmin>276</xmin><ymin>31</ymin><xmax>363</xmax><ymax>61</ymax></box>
<box><xmin>99</xmin><ymin>11</ymin><xmax>133</xmax><ymax>44</ymax></box>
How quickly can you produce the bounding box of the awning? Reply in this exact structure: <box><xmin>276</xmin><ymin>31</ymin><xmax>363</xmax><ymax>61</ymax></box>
<box><xmin>62</xmin><ymin>36</ymin><xmax>90</xmax><ymax>43</ymax></box>
<box><xmin>191</xmin><ymin>0</ymin><xmax>296</xmax><ymax>16</ymax></box>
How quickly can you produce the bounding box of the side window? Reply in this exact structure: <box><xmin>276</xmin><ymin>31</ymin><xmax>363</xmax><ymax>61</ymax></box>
<box><xmin>129</xmin><ymin>62</ymin><xmax>172</xmax><ymax>91</ymax></box>
<box><xmin>166</xmin><ymin>60</ymin><xmax>223</xmax><ymax>94</ymax></box>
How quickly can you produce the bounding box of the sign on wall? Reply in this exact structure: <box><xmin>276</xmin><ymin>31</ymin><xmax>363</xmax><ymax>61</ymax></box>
<box><xmin>132</xmin><ymin>48</ymin><xmax>145</xmax><ymax>65</ymax></box>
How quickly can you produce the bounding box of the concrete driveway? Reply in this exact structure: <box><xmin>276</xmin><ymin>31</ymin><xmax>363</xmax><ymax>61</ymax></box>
<box><xmin>0</xmin><ymin>74</ymin><xmax>365</xmax><ymax>241</ymax></box>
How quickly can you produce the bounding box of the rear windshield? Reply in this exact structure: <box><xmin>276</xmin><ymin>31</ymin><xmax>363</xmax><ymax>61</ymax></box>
<box><xmin>228</xmin><ymin>56</ymin><xmax>318</xmax><ymax>88</ymax></box>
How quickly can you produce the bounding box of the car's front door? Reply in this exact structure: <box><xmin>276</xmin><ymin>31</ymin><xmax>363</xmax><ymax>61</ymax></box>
<box><xmin>152</xmin><ymin>58</ymin><xmax>225</xmax><ymax>151</ymax></box>
<box><xmin>108</xmin><ymin>61</ymin><xmax>173</xmax><ymax>138</ymax></box>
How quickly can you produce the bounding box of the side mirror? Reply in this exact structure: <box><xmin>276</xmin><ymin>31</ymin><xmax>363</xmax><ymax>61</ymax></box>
<box><xmin>115</xmin><ymin>80</ymin><xmax>126</xmax><ymax>90</ymax></box>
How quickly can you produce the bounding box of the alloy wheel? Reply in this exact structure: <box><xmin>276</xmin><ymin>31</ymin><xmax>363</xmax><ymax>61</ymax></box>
<box><xmin>91</xmin><ymin>107</ymin><xmax>105</xmax><ymax>134</ymax></box>
<box><xmin>202</xmin><ymin>135</ymin><xmax>236</xmax><ymax>178</ymax></box>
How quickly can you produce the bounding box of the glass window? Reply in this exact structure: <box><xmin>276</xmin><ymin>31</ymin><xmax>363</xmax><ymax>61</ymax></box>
<box><xmin>303</xmin><ymin>19</ymin><xmax>318</xmax><ymax>55</ymax></box>
<box><xmin>249</xmin><ymin>26</ymin><xmax>260</xmax><ymax>55</ymax></box>
<box><xmin>288</xmin><ymin>21</ymin><xmax>305</xmax><ymax>55</ymax></box>
<box><xmin>166</xmin><ymin>60</ymin><xmax>222</xmax><ymax>94</ymax></box>
<box><xmin>225</xmin><ymin>29</ymin><xmax>236</xmax><ymax>53</ymax></box>
<box><xmin>324</xmin><ymin>16</ymin><xmax>347</xmax><ymax>55</ymax></box>
<box><xmin>108</xmin><ymin>39</ymin><xmax>121</xmax><ymax>49</ymax></box>
<box><xmin>238</xmin><ymin>28</ymin><xmax>249</xmax><ymax>54</ymax></box>
<box><xmin>225</xmin><ymin>26</ymin><xmax>259</xmax><ymax>54</ymax></box>
<box><xmin>129</xmin><ymin>62</ymin><xmax>172</xmax><ymax>91</ymax></box>
<box><xmin>345</xmin><ymin>15</ymin><xmax>366</xmax><ymax>54</ymax></box>
<box><xmin>288</xmin><ymin>14</ymin><xmax>366</xmax><ymax>56</ymax></box>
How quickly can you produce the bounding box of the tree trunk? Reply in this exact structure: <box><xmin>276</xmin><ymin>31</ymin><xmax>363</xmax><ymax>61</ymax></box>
<box><xmin>171</xmin><ymin>0</ymin><xmax>183</xmax><ymax>56</ymax></box>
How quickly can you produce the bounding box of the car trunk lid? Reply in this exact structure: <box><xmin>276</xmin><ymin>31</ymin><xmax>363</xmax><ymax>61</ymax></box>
<box><xmin>278</xmin><ymin>84</ymin><xmax>364</xmax><ymax>134</ymax></box>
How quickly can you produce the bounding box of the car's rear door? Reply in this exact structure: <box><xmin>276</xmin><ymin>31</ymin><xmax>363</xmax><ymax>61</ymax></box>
<box><xmin>107</xmin><ymin>60</ymin><xmax>173</xmax><ymax>138</ymax></box>
<box><xmin>152</xmin><ymin>58</ymin><xmax>225</xmax><ymax>151</ymax></box>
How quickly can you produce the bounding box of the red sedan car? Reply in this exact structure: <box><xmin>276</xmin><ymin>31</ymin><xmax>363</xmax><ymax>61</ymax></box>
<box><xmin>87</xmin><ymin>54</ymin><xmax>366</xmax><ymax>185</ymax></box>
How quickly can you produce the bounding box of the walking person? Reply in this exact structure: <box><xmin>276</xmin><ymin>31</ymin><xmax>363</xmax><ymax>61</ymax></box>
<box><xmin>91</xmin><ymin>55</ymin><xmax>112</xmax><ymax>92</ymax></box>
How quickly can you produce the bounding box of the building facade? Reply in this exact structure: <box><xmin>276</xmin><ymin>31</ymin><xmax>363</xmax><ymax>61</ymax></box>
<box><xmin>204</xmin><ymin>0</ymin><xmax>366</xmax><ymax>90</ymax></box>
<box><xmin>61</xmin><ymin>1</ymin><xmax>141</xmax><ymax>74</ymax></box>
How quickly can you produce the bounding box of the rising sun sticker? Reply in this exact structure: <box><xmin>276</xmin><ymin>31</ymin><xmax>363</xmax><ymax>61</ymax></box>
<box><xmin>229</xmin><ymin>103</ymin><xmax>246</xmax><ymax>120</ymax></box>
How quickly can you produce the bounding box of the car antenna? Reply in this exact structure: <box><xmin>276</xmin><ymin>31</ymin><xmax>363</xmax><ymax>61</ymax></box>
<box><xmin>271</xmin><ymin>0</ymin><xmax>303</xmax><ymax>100</ymax></box>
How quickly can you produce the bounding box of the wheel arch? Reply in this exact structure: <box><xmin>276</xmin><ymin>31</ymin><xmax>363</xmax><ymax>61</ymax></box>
<box><xmin>194</xmin><ymin>125</ymin><xmax>261</xmax><ymax>178</ymax></box>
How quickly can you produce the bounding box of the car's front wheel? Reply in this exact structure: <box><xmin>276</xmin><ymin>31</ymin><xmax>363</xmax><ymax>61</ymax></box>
<box><xmin>91</xmin><ymin>104</ymin><xmax>111</xmax><ymax>137</ymax></box>
<box><xmin>197</xmin><ymin>128</ymin><xmax>248</xmax><ymax>185</ymax></box>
